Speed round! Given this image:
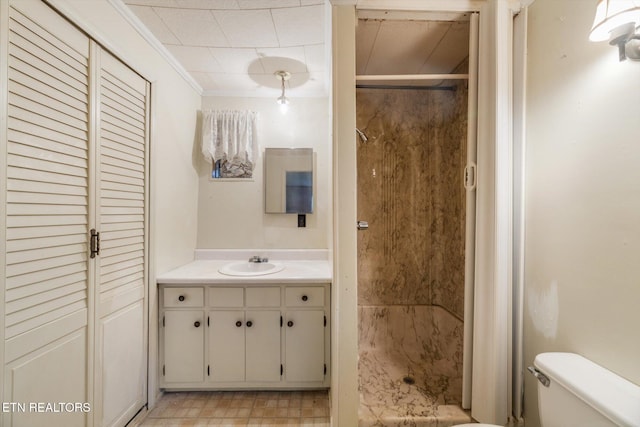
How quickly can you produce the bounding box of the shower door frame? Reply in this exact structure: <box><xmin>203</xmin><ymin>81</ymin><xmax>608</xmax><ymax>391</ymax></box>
<box><xmin>331</xmin><ymin>0</ymin><xmax>522</xmax><ymax>425</ymax></box>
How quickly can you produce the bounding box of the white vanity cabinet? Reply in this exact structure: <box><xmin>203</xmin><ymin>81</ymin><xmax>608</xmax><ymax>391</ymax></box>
<box><xmin>207</xmin><ymin>287</ymin><xmax>281</xmax><ymax>383</ymax></box>
<box><xmin>160</xmin><ymin>283</ymin><xmax>330</xmax><ymax>390</ymax></box>
<box><xmin>163</xmin><ymin>287</ymin><xmax>205</xmax><ymax>383</ymax></box>
<box><xmin>284</xmin><ymin>287</ymin><xmax>327</xmax><ymax>383</ymax></box>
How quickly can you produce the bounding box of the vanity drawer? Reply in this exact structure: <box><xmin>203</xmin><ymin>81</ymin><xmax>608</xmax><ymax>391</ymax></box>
<box><xmin>209</xmin><ymin>287</ymin><xmax>244</xmax><ymax>307</ymax></box>
<box><xmin>285</xmin><ymin>286</ymin><xmax>324</xmax><ymax>307</ymax></box>
<box><xmin>164</xmin><ymin>287</ymin><xmax>204</xmax><ymax>308</ymax></box>
<box><xmin>246</xmin><ymin>287</ymin><xmax>280</xmax><ymax>307</ymax></box>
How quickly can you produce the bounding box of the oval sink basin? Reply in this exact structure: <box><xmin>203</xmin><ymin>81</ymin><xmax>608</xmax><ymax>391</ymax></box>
<box><xmin>218</xmin><ymin>261</ymin><xmax>285</xmax><ymax>277</ymax></box>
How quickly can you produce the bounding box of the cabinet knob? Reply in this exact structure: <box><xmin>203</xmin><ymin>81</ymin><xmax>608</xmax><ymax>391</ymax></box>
<box><xmin>287</xmin><ymin>320</ymin><xmax>294</xmax><ymax>327</ymax></box>
<box><xmin>194</xmin><ymin>321</ymin><xmax>200</xmax><ymax>328</ymax></box>
<box><xmin>178</xmin><ymin>295</ymin><xmax>185</xmax><ymax>302</ymax></box>
<box><xmin>301</xmin><ymin>295</ymin><xmax>308</xmax><ymax>302</ymax></box>
<box><xmin>246</xmin><ymin>321</ymin><xmax>253</xmax><ymax>327</ymax></box>
<box><xmin>235</xmin><ymin>321</ymin><xmax>242</xmax><ymax>327</ymax></box>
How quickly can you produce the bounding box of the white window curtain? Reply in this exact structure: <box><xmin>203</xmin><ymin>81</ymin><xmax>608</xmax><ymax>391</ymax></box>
<box><xmin>201</xmin><ymin>110</ymin><xmax>258</xmax><ymax>177</ymax></box>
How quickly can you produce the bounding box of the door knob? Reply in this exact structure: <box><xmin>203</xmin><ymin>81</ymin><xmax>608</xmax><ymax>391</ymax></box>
<box><xmin>246</xmin><ymin>321</ymin><xmax>253</xmax><ymax>327</ymax></box>
<box><xmin>287</xmin><ymin>320</ymin><xmax>294</xmax><ymax>327</ymax></box>
<box><xmin>357</xmin><ymin>220</ymin><xmax>369</xmax><ymax>230</ymax></box>
<box><xmin>235</xmin><ymin>321</ymin><xmax>242</xmax><ymax>327</ymax></box>
<box><xmin>194</xmin><ymin>321</ymin><xmax>200</xmax><ymax>327</ymax></box>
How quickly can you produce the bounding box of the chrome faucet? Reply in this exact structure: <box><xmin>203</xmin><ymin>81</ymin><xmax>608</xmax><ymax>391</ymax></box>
<box><xmin>248</xmin><ymin>256</ymin><xmax>268</xmax><ymax>263</ymax></box>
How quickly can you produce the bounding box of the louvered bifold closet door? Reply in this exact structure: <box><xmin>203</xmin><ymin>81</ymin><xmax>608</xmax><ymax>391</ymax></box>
<box><xmin>4</xmin><ymin>2</ymin><xmax>90</xmax><ymax>427</ymax></box>
<box><xmin>95</xmin><ymin>49</ymin><xmax>149</xmax><ymax>427</ymax></box>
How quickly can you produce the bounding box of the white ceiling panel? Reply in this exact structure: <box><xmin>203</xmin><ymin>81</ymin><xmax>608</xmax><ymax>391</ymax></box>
<box><xmin>355</xmin><ymin>19</ymin><xmax>380</xmax><ymax>75</ymax></box>
<box><xmin>355</xmin><ymin>17</ymin><xmax>470</xmax><ymax>87</ymax></box>
<box><xmin>365</xmin><ymin>20</ymin><xmax>450</xmax><ymax>75</ymax></box>
<box><xmin>258</xmin><ymin>47</ymin><xmax>307</xmax><ymax>73</ymax></box>
<box><xmin>237</xmin><ymin>0</ymin><xmax>300</xmax><ymax>8</ymax></box>
<box><xmin>304</xmin><ymin>44</ymin><xmax>325</xmax><ymax>72</ymax></box>
<box><xmin>271</xmin><ymin>5</ymin><xmax>324</xmax><ymax>47</ymax></box>
<box><xmin>174</xmin><ymin>0</ymin><xmax>240</xmax><ymax>9</ymax></box>
<box><xmin>419</xmin><ymin>21</ymin><xmax>469</xmax><ymax>74</ymax></box>
<box><xmin>209</xmin><ymin>48</ymin><xmax>263</xmax><ymax>73</ymax></box>
<box><xmin>125</xmin><ymin>0</ymin><xmax>180</xmax><ymax>6</ymax></box>
<box><xmin>190</xmin><ymin>71</ymin><xmax>222</xmax><ymax>90</ymax></box>
<box><xmin>215</xmin><ymin>73</ymin><xmax>265</xmax><ymax>91</ymax></box>
<box><xmin>154</xmin><ymin>8</ymin><xmax>229</xmax><ymax>46</ymax></box>
<box><xmin>166</xmin><ymin>45</ymin><xmax>222</xmax><ymax>72</ymax></box>
<box><xmin>121</xmin><ymin>1</ymin><xmax>469</xmax><ymax>97</ymax></box>
<box><xmin>213</xmin><ymin>9</ymin><xmax>279</xmax><ymax>47</ymax></box>
<box><xmin>127</xmin><ymin>5</ymin><xmax>180</xmax><ymax>44</ymax></box>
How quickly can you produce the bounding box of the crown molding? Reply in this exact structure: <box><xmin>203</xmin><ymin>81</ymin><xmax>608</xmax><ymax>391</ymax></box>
<box><xmin>108</xmin><ymin>0</ymin><xmax>203</xmax><ymax>95</ymax></box>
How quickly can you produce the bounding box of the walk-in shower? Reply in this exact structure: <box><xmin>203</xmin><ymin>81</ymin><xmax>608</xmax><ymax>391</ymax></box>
<box><xmin>356</xmin><ymin>12</ymin><xmax>477</xmax><ymax>427</ymax></box>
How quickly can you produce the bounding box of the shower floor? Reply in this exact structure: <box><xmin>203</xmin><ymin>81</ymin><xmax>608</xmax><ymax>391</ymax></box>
<box><xmin>358</xmin><ymin>350</ymin><xmax>471</xmax><ymax>427</ymax></box>
<box><xmin>358</xmin><ymin>306</ymin><xmax>472</xmax><ymax>427</ymax></box>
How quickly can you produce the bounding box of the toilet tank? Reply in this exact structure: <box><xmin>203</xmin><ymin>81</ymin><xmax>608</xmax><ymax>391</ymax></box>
<box><xmin>532</xmin><ymin>353</ymin><xmax>640</xmax><ymax>427</ymax></box>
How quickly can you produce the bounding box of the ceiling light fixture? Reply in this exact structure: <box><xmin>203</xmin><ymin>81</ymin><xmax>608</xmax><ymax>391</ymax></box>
<box><xmin>275</xmin><ymin>70</ymin><xmax>291</xmax><ymax>114</ymax></box>
<box><xmin>590</xmin><ymin>0</ymin><xmax>640</xmax><ymax>61</ymax></box>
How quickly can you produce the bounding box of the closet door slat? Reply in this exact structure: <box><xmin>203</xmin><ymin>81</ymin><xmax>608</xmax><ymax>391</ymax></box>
<box><xmin>6</xmin><ymin>2</ymin><xmax>90</xmax><ymax>354</ymax></box>
<box><xmin>101</xmin><ymin>129</ymin><xmax>145</xmax><ymax>155</ymax></box>
<box><xmin>9</xmin><ymin>119</ymin><xmax>88</xmax><ymax>151</ymax></box>
<box><xmin>9</xmin><ymin>4</ymin><xmax>88</xmax><ymax>65</ymax></box>
<box><xmin>96</xmin><ymin>48</ymin><xmax>149</xmax><ymax>427</ymax></box>
<box><xmin>6</xmin><ymin>270</ymin><xmax>86</xmax><ymax>304</ymax></box>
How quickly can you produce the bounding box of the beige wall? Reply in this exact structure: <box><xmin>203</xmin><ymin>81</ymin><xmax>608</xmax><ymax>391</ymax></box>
<box><xmin>524</xmin><ymin>0</ymin><xmax>640</xmax><ymax>425</ymax></box>
<box><xmin>197</xmin><ymin>96</ymin><xmax>330</xmax><ymax>249</ymax></box>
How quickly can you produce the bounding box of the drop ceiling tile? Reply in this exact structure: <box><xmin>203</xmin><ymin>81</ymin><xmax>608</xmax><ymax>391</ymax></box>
<box><xmin>304</xmin><ymin>43</ymin><xmax>325</xmax><ymax>72</ymax></box>
<box><xmin>355</xmin><ymin>19</ymin><xmax>380</xmax><ymax>75</ymax></box>
<box><xmin>124</xmin><ymin>0</ymin><xmax>180</xmax><ymax>6</ymax></box>
<box><xmin>288</xmin><ymin>71</ymin><xmax>326</xmax><ymax>96</ymax></box>
<box><xmin>237</xmin><ymin>0</ymin><xmax>300</xmax><ymax>8</ymax></box>
<box><xmin>365</xmin><ymin>20</ymin><xmax>449</xmax><ymax>75</ymax></box>
<box><xmin>174</xmin><ymin>0</ymin><xmax>240</xmax><ymax>9</ymax></box>
<box><xmin>286</xmin><ymin>70</ymin><xmax>312</xmax><ymax>89</ymax></box>
<box><xmin>419</xmin><ymin>22</ymin><xmax>469</xmax><ymax>74</ymax></box>
<box><xmin>213</xmin><ymin>9</ymin><xmax>278</xmax><ymax>47</ymax></box>
<box><xmin>271</xmin><ymin>4</ymin><xmax>324</xmax><ymax>47</ymax></box>
<box><xmin>257</xmin><ymin>46</ymin><xmax>307</xmax><ymax>73</ymax></box>
<box><xmin>215</xmin><ymin>73</ymin><xmax>263</xmax><ymax>91</ymax></box>
<box><xmin>191</xmin><ymin>71</ymin><xmax>222</xmax><ymax>90</ymax></box>
<box><xmin>127</xmin><ymin>5</ymin><xmax>180</xmax><ymax>44</ymax></box>
<box><xmin>166</xmin><ymin>45</ymin><xmax>222</xmax><ymax>72</ymax></box>
<box><xmin>209</xmin><ymin>47</ymin><xmax>264</xmax><ymax>73</ymax></box>
<box><xmin>154</xmin><ymin>8</ymin><xmax>229</xmax><ymax>47</ymax></box>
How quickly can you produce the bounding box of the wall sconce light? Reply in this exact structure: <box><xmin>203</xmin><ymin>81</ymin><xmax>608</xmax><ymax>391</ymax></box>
<box><xmin>275</xmin><ymin>70</ymin><xmax>291</xmax><ymax>114</ymax></box>
<box><xmin>590</xmin><ymin>0</ymin><xmax>640</xmax><ymax>61</ymax></box>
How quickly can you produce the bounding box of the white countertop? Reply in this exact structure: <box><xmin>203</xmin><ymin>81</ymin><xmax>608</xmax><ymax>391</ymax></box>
<box><xmin>156</xmin><ymin>250</ymin><xmax>332</xmax><ymax>285</ymax></box>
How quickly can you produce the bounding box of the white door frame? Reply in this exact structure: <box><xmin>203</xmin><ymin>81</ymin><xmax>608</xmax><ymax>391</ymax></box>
<box><xmin>330</xmin><ymin>0</ymin><xmax>520</xmax><ymax>424</ymax></box>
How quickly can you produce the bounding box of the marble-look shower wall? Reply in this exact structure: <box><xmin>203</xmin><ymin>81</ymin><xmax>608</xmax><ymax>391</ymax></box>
<box><xmin>356</xmin><ymin>83</ymin><xmax>467</xmax><ymax>317</ymax></box>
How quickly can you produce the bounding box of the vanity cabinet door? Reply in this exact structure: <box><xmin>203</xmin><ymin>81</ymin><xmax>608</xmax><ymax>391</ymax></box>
<box><xmin>284</xmin><ymin>310</ymin><xmax>325</xmax><ymax>382</ymax></box>
<box><xmin>164</xmin><ymin>310</ymin><xmax>204</xmax><ymax>383</ymax></box>
<box><xmin>209</xmin><ymin>311</ymin><xmax>245</xmax><ymax>382</ymax></box>
<box><xmin>245</xmin><ymin>310</ymin><xmax>281</xmax><ymax>382</ymax></box>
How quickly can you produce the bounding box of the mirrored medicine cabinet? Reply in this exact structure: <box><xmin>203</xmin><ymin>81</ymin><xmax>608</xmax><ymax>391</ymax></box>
<box><xmin>264</xmin><ymin>148</ymin><xmax>313</xmax><ymax>214</ymax></box>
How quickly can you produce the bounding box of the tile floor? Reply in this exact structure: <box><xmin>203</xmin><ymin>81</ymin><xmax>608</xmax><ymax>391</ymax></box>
<box><xmin>137</xmin><ymin>390</ymin><xmax>330</xmax><ymax>427</ymax></box>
